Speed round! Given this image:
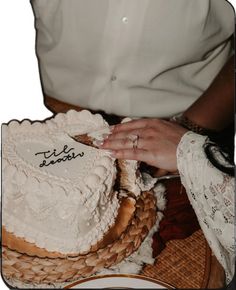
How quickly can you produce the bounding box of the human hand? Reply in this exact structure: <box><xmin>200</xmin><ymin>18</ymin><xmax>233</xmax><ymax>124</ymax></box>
<box><xmin>99</xmin><ymin>118</ymin><xmax>188</xmax><ymax>173</ymax></box>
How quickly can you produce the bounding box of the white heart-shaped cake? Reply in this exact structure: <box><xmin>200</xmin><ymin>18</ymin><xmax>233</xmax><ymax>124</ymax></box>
<box><xmin>2</xmin><ymin>110</ymin><xmax>120</xmax><ymax>255</ymax></box>
<box><xmin>2</xmin><ymin>110</ymin><xmax>156</xmax><ymax>257</ymax></box>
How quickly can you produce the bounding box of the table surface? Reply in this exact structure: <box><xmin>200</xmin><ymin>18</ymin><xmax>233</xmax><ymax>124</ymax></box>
<box><xmin>64</xmin><ymin>230</ymin><xmax>225</xmax><ymax>289</ymax></box>
<box><xmin>142</xmin><ymin>230</ymin><xmax>225</xmax><ymax>289</ymax></box>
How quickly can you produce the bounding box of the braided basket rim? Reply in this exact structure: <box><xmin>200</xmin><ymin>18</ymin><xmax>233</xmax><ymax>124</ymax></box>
<box><xmin>2</xmin><ymin>190</ymin><xmax>157</xmax><ymax>285</ymax></box>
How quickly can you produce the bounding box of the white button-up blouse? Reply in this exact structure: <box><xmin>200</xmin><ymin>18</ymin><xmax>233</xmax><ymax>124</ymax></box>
<box><xmin>31</xmin><ymin>0</ymin><xmax>234</xmax><ymax>118</ymax></box>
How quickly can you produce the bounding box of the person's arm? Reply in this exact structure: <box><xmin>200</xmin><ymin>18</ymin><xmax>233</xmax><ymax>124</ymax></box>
<box><xmin>182</xmin><ymin>55</ymin><xmax>234</xmax><ymax>132</ymax></box>
<box><xmin>177</xmin><ymin>132</ymin><xmax>235</xmax><ymax>284</ymax></box>
<box><xmin>102</xmin><ymin>123</ymin><xmax>235</xmax><ymax>283</ymax></box>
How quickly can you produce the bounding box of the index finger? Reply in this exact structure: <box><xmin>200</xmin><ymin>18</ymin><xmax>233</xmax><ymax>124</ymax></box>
<box><xmin>113</xmin><ymin>118</ymin><xmax>156</xmax><ymax>133</ymax></box>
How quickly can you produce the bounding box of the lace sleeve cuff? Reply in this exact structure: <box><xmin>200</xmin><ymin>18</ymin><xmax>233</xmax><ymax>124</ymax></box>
<box><xmin>176</xmin><ymin>131</ymin><xmax>235</xmax><ymax>283</ymax></box>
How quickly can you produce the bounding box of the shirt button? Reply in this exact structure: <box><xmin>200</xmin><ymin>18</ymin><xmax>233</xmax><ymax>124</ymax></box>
<box><xmin>111</xmin><ymin>75</ymin><xmax>117</xmax><ymax>81</ymax></box>
<box><xmin>122</xmin><ymin>16</ymin><xmax>128</xmax><ymax>24</ymax></box>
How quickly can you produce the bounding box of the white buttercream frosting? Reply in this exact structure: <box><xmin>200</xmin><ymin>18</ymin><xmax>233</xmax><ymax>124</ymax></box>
<box><xmin>2</xmin><ymin>110</ymin><xmax>119</xmax><ymax>254</ymax></box>
<box><xmin>2</xmin><ymin>110</ymin><xmax>156</xmax><ymax>255</ymax></box>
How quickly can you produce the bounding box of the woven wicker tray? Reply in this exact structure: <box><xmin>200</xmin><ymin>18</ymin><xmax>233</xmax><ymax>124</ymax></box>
<box><xmin>2</xmin><ymin>191</ymin><xmax>156</xmax><ymax>285</ymax></box>
<box><xmin>142</xmin><ymin>229</ymin><xmax>212</xmax><ymax>289</ymax></box>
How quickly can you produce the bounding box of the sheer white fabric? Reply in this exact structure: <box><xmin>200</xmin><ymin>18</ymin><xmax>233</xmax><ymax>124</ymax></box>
<box><xmin>177</xmin><ymin>131</ymin><xmax>235</xmax><ymax>284</ymax></box>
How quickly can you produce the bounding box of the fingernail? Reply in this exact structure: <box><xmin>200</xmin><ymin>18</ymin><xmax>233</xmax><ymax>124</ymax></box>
<box><xmin>102</xmin><ymin>133</ymin><xmax>110</xmax><ymax>139</ymax></box>
<box><xmin>109</xmin><ymin>125</ymin><xmax>115</xmax><ymax>132</ymax></box>
<box><xmin>102</xmin><ymin>150</ymin><xmax>115</xmax><ymax>157</ymax></box>
<box><xmin>94</xmin><ymin>140</ymin><xmax>104</xmax><ymax>147</ymax></box>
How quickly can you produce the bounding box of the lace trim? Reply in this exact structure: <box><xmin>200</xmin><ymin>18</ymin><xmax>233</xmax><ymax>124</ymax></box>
<box><xmin>177</xmin><ymin>131</ymin><xmax>235</xmax><ymax>283</ymax></box>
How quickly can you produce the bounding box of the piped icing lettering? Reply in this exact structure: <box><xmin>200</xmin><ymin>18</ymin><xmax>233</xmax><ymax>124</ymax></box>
<box><xmin>35</xmin><ymin>145</ymin><xmax>84</xmax><ymax>167</ymax></box>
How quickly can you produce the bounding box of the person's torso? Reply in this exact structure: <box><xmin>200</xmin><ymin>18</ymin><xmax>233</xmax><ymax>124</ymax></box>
<box><xmin>31</xmin><ymin>0</ymin><xmax>234</xmax><ymax>117</ymax></box>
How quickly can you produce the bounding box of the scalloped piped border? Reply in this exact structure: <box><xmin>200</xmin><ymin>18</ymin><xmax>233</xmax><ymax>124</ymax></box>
<box><xmin>2</xmin><ymin>109</ymin><xmax>108</xmax><ymax>137</ymax></box>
